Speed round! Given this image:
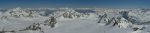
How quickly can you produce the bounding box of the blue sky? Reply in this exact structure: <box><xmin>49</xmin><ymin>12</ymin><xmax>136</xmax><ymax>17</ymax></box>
<box><xmin>0</xmin><ymin>0</ymin><xmax>150</xmax><ymax>8</ymax></box>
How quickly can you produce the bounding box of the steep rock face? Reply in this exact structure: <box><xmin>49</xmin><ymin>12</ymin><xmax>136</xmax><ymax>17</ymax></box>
<box><xmin>44</xmin><ymin>16</ymin><xmax>57</xmax><ymax>28</ymax></box>
<box><xmin>97</xmin><ymin>13</ymin><xmax>108</xmax><ymax>23</ymax></box>
<box><xmin>97</xmin><ymin>13</ymin><xmax>132</xmax><ymax>28</ymax></box>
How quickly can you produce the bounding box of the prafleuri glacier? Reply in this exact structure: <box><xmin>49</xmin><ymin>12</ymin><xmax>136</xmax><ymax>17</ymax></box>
<box><xmin>0</xmin><ymin>8</ymin><xmax>150</xmax><ymax>33</ymax></box>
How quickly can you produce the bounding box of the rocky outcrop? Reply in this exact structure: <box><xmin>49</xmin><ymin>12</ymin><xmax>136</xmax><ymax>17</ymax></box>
<box><xmin>62</xmin><ymin>11</ymin><xmax>91</xmax><ymax>19</ymax></box>
<box><xmin>9</xmin><ymin>9</ymin><xmax>34</xmax><ymax>18</ymax></box>
<box><xmin>97</xmin><ymin>13</ymin><xmax>132</xmax><ymax>28</ymax></box>
<box><xmin>19</xmin><ymin>23</ymin><xmax>42</xmax><ymax>31</ymax></box>
<box><xmin>44</xmin><ymin>16</ymin><xmax>57</xmax><ymax>28</ymax></box>
<box><xmin>19</xmin><ymin>23</ymin><xmax>44</xmax><ymax>33</ymax></box>
<box><xmin>63</xmin><ymin>12</ymin><xmax>73</xmax><ymax>18</ymax></box>
<box><xmin>132</xmin><ymin>27</ymin><xmax>145</xmax><ymax>31</ymax></box>
<box><xmin>18</xmin><ymin>16</ymin><xmax>57</xmax><ymax>33</ymax></box>
<box><xmin>0</xmin><ymin>28</ymin><xmax>15</xmax><ymax>33</ymax></box>
<box><xmin>0</xmin><ymin>16</ymin><xmax>7</xmax><ymax>20</ymax></box>
<box><xmin>20</xmin><ymin>16</ymin><xmax>57</xmax><ymax>31</ymax></box>
<box><xmin>97</xmin><ymin>13</ymin><xmax>107</xmax><ymax>23</ymax></box>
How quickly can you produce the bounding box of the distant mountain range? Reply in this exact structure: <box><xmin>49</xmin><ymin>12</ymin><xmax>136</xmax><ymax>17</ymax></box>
<box><xmin>0</xmin><ymin>8</ymin><xmax>150</xmax><ymax>33</ymax></box>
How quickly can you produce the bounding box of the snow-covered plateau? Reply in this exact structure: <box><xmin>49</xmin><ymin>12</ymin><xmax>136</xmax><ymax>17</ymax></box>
<box><xmin>0</xmin><ymin>8</ymin><xmax>150</xmax><ymax>33</ymax></box>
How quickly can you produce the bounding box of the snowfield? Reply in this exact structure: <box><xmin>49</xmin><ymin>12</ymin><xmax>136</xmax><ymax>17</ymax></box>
<box><xmin>0</xmin><ymin>8</ymin><xmax>150</xmax><ymax>33</ymax></box>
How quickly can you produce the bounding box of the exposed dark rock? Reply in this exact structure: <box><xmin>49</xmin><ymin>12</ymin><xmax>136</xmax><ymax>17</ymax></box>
<box><xmin>19</xmin><ymin>23</ymin><xmax>41</xmax><ymax>31</ymax></box>
<box><xmin>44</xmin><ymin>16</ymin><xmax>57</xmax><ymax>28</ymax></box>
<box><xmin>110</xmin><ymin>17</ymin><xmax>121</xmax><ymax>27</ymax></box>
<box><xmin>19</xmin><ymin>23</ymin><xmax>45</xmax><ymax>33</ymax></box>
<box><xmin>132</xmin><ymin>27</ymin><xmax>145</xmax><ymax>31</ymax></box>
<box><xmin>133</xmin><ymin>27</ymin><xmax>139</xmax><ymax>31</ymax></box>
<box><xmin>0</xmin><ymin>16</ymin><xmax>7</xmax><ymax>20</ymax></box>
<box><xmin>19</xmin><ymin>16</ymin><xmax>57</xmax><ymax>33</ymax></box>
<box><xmin>63</xmin><ymin>12</ymin><xmax>73</xmax><ymax>18</ymax></box>
<box><xmin>0</xmin><ymin>28</ymin><xmax>16</xmax><ymax>33</ymax></box>
<box><xmin>97</xmin><ymin>13</ymin><xmax>107</xmax><ymax>23</ymax></box>
<box><xmin>139</xmin><ymin>27</ymin><xmax>145</xmax><ymax>30</ymax></box>
<box><xmin>97</xmin><ymin>14</ymin><xmax>122</xmax><ymax>27</ymax></box>
<box><xmin>105</xmin><ymin>17</ymin><xmax>114</xmax><ymax>25</ymax></box>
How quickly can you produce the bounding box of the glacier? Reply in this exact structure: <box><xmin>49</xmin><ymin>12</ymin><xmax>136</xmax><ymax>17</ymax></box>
<box><xmin>0</xmin><ymin>8</ymin><xmax>150</xmax><ymax>33</ymax></box>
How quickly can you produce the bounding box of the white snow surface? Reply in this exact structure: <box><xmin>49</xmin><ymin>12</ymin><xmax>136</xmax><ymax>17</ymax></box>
<box><xmin>0</xmin><ymin>8</ymin><xmax>150</xmax><ymax>33</ymax></box>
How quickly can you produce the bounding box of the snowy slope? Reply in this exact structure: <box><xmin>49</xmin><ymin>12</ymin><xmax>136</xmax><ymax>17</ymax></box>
<box><xmin>0</xmin><ymin>8</ymin><xmax>150</xmax><ymax>33</ymax></box>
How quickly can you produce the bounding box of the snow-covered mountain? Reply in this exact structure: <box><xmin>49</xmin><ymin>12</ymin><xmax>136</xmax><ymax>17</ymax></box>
<box><xmin>0</xmin><ymin>8</ymin><xmax>150</xmax><ymax>33</ymax></box>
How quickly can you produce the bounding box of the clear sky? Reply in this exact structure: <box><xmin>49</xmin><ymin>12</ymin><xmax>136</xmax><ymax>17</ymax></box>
<box><xmin>0</xmin><ymin>0</ymin><xmax>150</xmax><ymax>8</ymax></box>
